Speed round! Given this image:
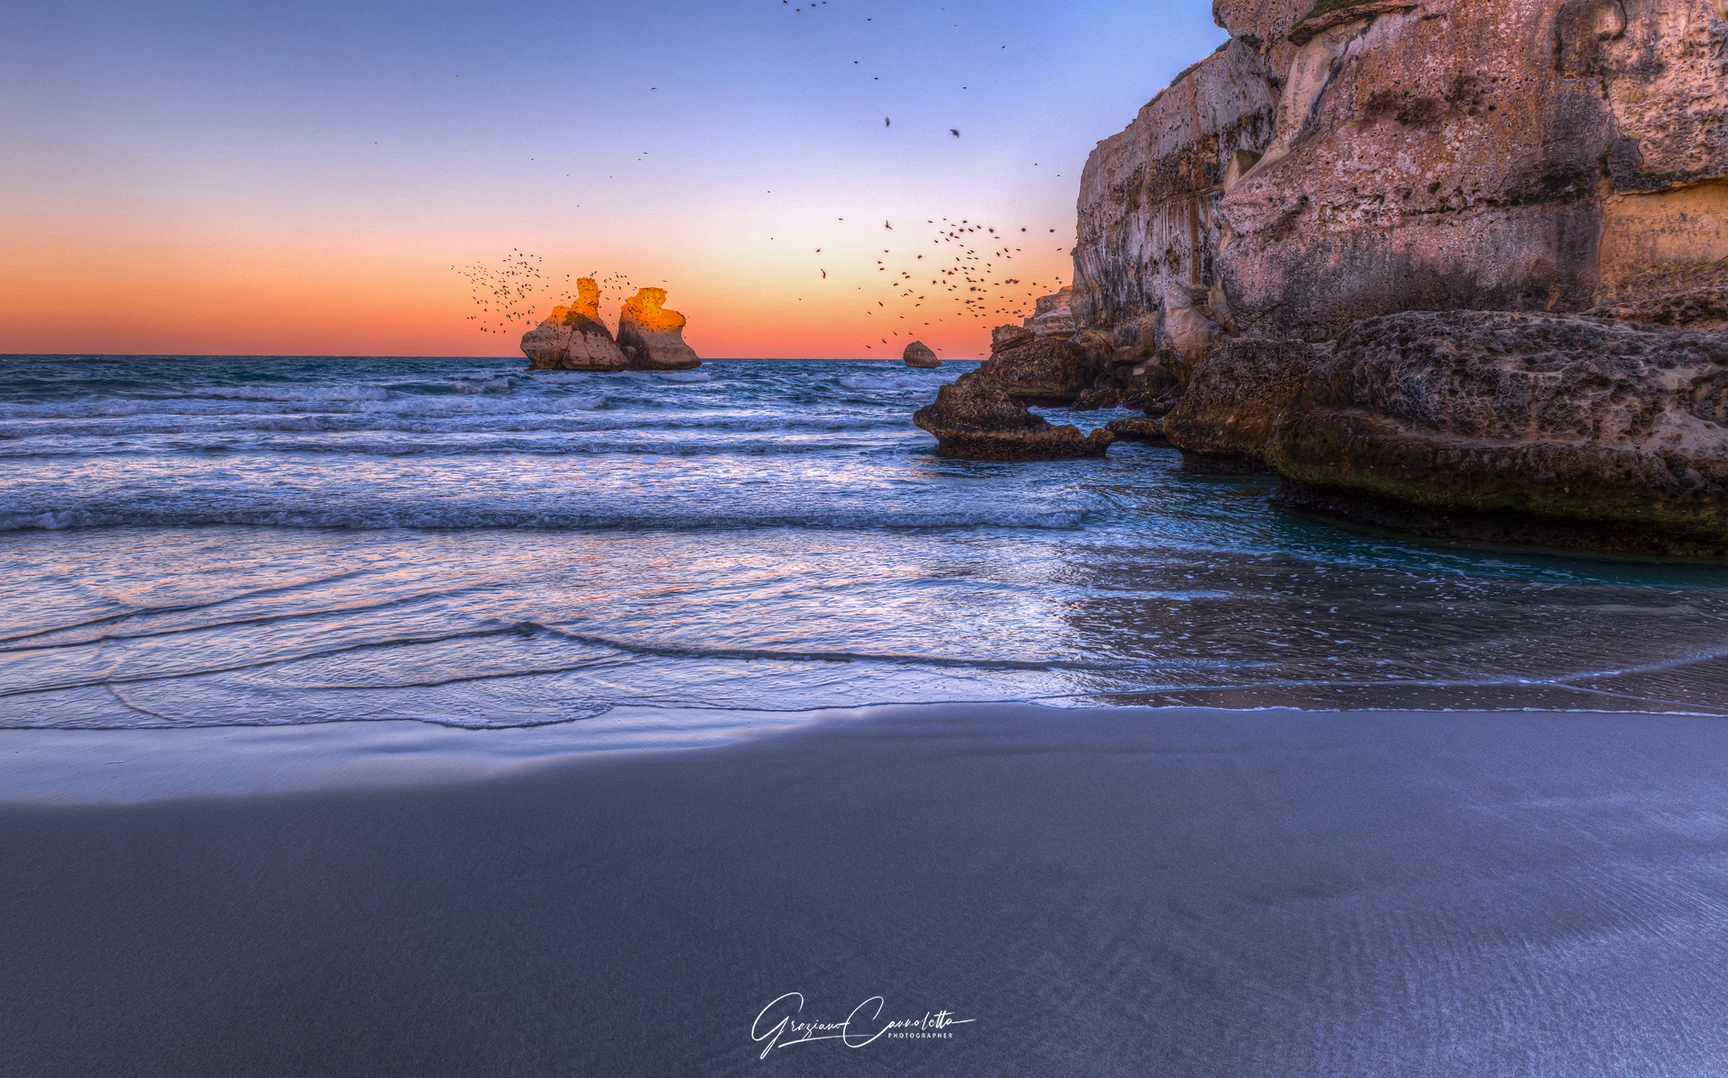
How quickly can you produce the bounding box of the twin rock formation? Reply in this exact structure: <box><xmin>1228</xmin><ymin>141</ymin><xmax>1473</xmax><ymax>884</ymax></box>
<box><xmin>521</xmin><ymin>279</ymin><xmax>700</xmax><ymax>371</ymax></box>
<box><xmin>919</xmin><ymin>0</ymin><xmax>1728</xmax><ymax>554</ymax></box>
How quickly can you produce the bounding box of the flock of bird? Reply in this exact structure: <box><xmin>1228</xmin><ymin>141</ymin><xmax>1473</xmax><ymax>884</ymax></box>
<box><xmin>847</xmin><ymin>216</ymin><xmax>1070</xmax><ymax>354</ymax></box>
<box><xmin>452</xmin><ymin>251</ymin><xmax>565</xmax><ymax>336</ymax></box>
<box><xmin>454</xmin><ymin>253</ymin><xmax>644</xmax><ymax>337</ymax></box>
<box><xmin>782</xmin><ymin>4</ymin><xmax>1077</xmax><ymax>351</ymax></box>
<box><xmin>457</xmin><ymin>3</ymin><xmax>1074</xmax><ymax>353</ymax></box>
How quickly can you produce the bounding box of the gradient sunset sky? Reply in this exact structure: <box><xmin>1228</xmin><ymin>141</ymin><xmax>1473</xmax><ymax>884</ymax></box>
<box><xmin>1</xmin><ymin>1</ymin><xmax>1225</xmax><ymax>359</ymax></box>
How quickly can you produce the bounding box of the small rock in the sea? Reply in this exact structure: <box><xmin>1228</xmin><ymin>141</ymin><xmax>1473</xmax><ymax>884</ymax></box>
<box><xmin>903</xmin><ymin>340</ymin><xmax>941</xmax><ymax>368</ymax></box>
<box><xmin>914</xmin><ymin>371</ymin><xmax>1113</xmax><ymax>461</ymax></box>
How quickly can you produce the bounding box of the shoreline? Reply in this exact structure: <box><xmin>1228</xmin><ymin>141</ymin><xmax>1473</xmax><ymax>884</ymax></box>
<box><xmin>7</xmin><ymin>701</ymin><xmax>1728</xmax><ymax>807</ymax></box>
<box><xmin>5</xmin><ymin>704</ymin><xmax>1728</xmax><ymax>1075</ymax></box>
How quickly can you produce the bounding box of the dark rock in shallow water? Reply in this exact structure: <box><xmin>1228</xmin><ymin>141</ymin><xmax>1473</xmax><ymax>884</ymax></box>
<box><xmin>903</xmin><ymin>340</ymin><xmax>941</xmax><ymax>368</ymax></box>
<box><xmin>1162</xmin><ymin>339</ymin><xmax>1321</xmax><ymax>473</ymax></box>
<box><xmin>977</xmin><ymin>334</ymin><xmax>1103</xmax><ymax>405</ymax></box>
<box><xmin>1070</xmin><ymin>387</ymin><xmax>1122</xmax><ymax>411</ymax></box>
<box><xmin>1105</xmin><ymin>417</ymin><xmax>1169</xmax><ymax>445</ymax></box>
<box><xmin>914</xmin><ymin>372</ymin><xmax>1114</xmax><ymax>461</ymax></box>
<box><xmin>1267</xmin><ymin>311</ymin><xmax>1728</xmax><ymax>555</ymax></box>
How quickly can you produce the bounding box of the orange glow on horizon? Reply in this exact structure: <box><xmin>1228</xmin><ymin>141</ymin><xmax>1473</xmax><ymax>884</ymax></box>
<box><xmin>0</xmin><ymin>200</ymin><xmax>1073</xmax><ymax>360</ymax></box>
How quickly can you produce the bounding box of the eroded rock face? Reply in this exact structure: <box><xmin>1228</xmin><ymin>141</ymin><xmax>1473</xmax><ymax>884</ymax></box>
<box><xmin>1053</xmin><ymin>0</ymin><xmax>1728</xmax><ymax>547</ymax></box>
<box><xmin>1589</xmin><ymin>283</ymin><xmax>1728</xmax><ymax>331</ymax></box>
<box><xmin>1105</xmin><ymin>416</ymin><xmax>1171</xmax><ymax>445</ymax></box>
<box><xmin>977</xmin><ymin>332</ymin><xmax>1104</xmax><ymax>405</ymax></box>
<box><xmin>520</xmin><ymin>278</ymin><xmax>629</xmax><ymax>371</ymax></box>
<box><xmin>1074</xmin><ymin>0</ymin><xmax>1728</xmax><ymax>344</ymax></box>
<box><xmin>913</xmin><ymin>372</ymin><xmax>1115</xmax><ymax>460</ymax></box>
<box><xmin>1162</xmin><ymin>338</ymin><xmax>1321</xmax><ymax>472</ymax></box>
<box><xmin>1071</xmin><ymin>37</ymin><xmax>1278</xmax><ymax>341</ymax></box>
<box><xmin>903</xmin><ymin>341</ymin><xmax>941</xmax><ymax>368</ymax></box>
<box><xmin>1267</xmin><ymin>311</ymin><xmax>1728</xmax><ymax>553</ymax></box>
<box><xmin>617</xmin><ymin>288</ymin><xmax>702</xmax><ymax>370</ymax></box>
<box><xmin>1023</xmin><ymin>287</ymin><xmax>1077</xmax><ymax>337</ymax></box>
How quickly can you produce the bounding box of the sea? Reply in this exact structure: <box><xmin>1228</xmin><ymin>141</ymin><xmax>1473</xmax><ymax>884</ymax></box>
<box><xmin>4</xmin><ymin>353</ymin><xmax>1728</xmax><ymax>734</ymax></box>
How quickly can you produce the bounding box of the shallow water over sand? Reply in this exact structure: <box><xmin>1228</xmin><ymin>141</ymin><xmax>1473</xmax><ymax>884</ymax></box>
<box><xmin>4</xmin><ymin>354</ymin><xmax>1728</xmax><ymax>729</ymax></box>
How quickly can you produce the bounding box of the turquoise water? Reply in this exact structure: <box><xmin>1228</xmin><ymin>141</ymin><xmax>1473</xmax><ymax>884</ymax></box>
<box><xmin>4</xmin><ymin>354</ymin><xmax>1728</xmax><ymax>729</ymax></box>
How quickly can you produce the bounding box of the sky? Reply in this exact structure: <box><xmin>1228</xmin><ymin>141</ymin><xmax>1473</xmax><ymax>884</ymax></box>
<box><xmin>0</xmin><ymin>1</ymin><xmax>1226</xmax><ymax>359</ymax></box>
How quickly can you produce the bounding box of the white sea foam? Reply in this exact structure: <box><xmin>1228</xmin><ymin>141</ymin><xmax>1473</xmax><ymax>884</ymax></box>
<box><xmin>0</xmin><ymin>503</ymin><xmax>1091</xmax><ymax>533</ymax></box>
<box><xmin>205</xmin><ymin>385</ymin><xmax>392</xmax><ymax>403</ymax></box>
<box><xmin>839</xmin><ymin>370</ymin><xmax>945</xmax><ymax>392</ymax></box>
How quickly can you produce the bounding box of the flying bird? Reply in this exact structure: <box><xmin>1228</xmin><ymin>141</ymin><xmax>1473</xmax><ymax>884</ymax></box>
<box><xmin>950</xmin><ymin>129</ymin><xmax>960</xmax><ymax>137</ymax></box>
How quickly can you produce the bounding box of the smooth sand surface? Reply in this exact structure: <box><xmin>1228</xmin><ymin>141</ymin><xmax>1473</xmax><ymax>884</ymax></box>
<box><xmin>4</xmin><ymin>705</ymin><xmax>1728</xmax><ymax>1076</ymax></box>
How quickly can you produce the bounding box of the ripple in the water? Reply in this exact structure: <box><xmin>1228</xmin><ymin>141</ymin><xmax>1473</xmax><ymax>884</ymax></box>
<box><xmin>3</xmin><ymin>355</ymin><xmax>1727</xmax><ymax>728</ymax></box>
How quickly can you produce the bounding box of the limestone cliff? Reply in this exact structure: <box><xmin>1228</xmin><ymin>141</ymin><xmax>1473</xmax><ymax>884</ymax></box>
<box><xmin>1070</xmin><ymin>37</ymin><xmax>1277</xmax><ymax>344</ymax></box>
<box><xmin>1022</xmin><ymin>287</ymin><xmax>1077</xmax><ymax>338</ymax></box>
<box><xmin>1072</xmin><ymin>0</ymin><xmax>1728</xmax><ymax>344</ymax></box>
<box><xmin>1046</xmin><ymin>0</ymin><xmax>1728</xmax><ymax>552</ymax></box>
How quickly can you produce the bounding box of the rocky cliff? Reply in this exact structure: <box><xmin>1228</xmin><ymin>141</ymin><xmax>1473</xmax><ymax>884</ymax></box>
<box><xmin>918</xmin><ymin>0</ymin><xmax>1728</xmax><ymax>551</ymax></box>
<box><xmin>1075</xmin><ymin>0</ymin><xmax>1728</xmax><ymax>552</ymax></box>
<box><xmin>1072</xmin><ymin>0</ymin><xmax>1728</xmax><ymax>346</ymax></box>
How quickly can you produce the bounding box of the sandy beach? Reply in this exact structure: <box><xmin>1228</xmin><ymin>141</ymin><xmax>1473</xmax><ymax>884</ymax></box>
<box><xmin>5</xmin><ymin>704</ymin><xmax>1727</xmax><ymax>1077</ymax></box>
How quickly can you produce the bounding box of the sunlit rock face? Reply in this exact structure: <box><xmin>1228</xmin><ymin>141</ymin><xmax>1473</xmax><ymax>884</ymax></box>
<box><xmin>521</xmin><ymin>279</ymin><xmax>629</xmax><ymax>371</ymax></box>
<box><xmin>617</xmin><ymin>288</ymin><xmax>702</xmax><ymax>370</ymax></box>
<box><xmin>1073</xmin><ymin>0</ymin><xmax>1728</xmax><ymax>343</ymax></box>
<box><xmin>903</xmin><ymin>340</ymin><xmax>941</xmax><ymax>368</ymax></box>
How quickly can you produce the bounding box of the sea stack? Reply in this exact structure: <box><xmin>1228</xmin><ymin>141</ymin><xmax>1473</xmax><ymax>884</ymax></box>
<box><xmin>520</xmin><ymin>278</ymin><xmax>628</xmax><ymax>371</ymax></box>
<box><xmin>617</xmin><ymin>288</ymin><xmax>702</xmax><ymax>370</ymax></box>
<box><xmin>903</xmin><ymin>341</ymin><xmax>941</xmax><ymax>368</ymax></box>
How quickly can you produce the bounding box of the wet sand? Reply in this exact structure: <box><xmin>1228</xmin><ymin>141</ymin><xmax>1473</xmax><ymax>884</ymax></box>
<box><xmin>4</xmin><ymin>705</ymin><xmax>1728</xmax><ymax>1076</ymax></box>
